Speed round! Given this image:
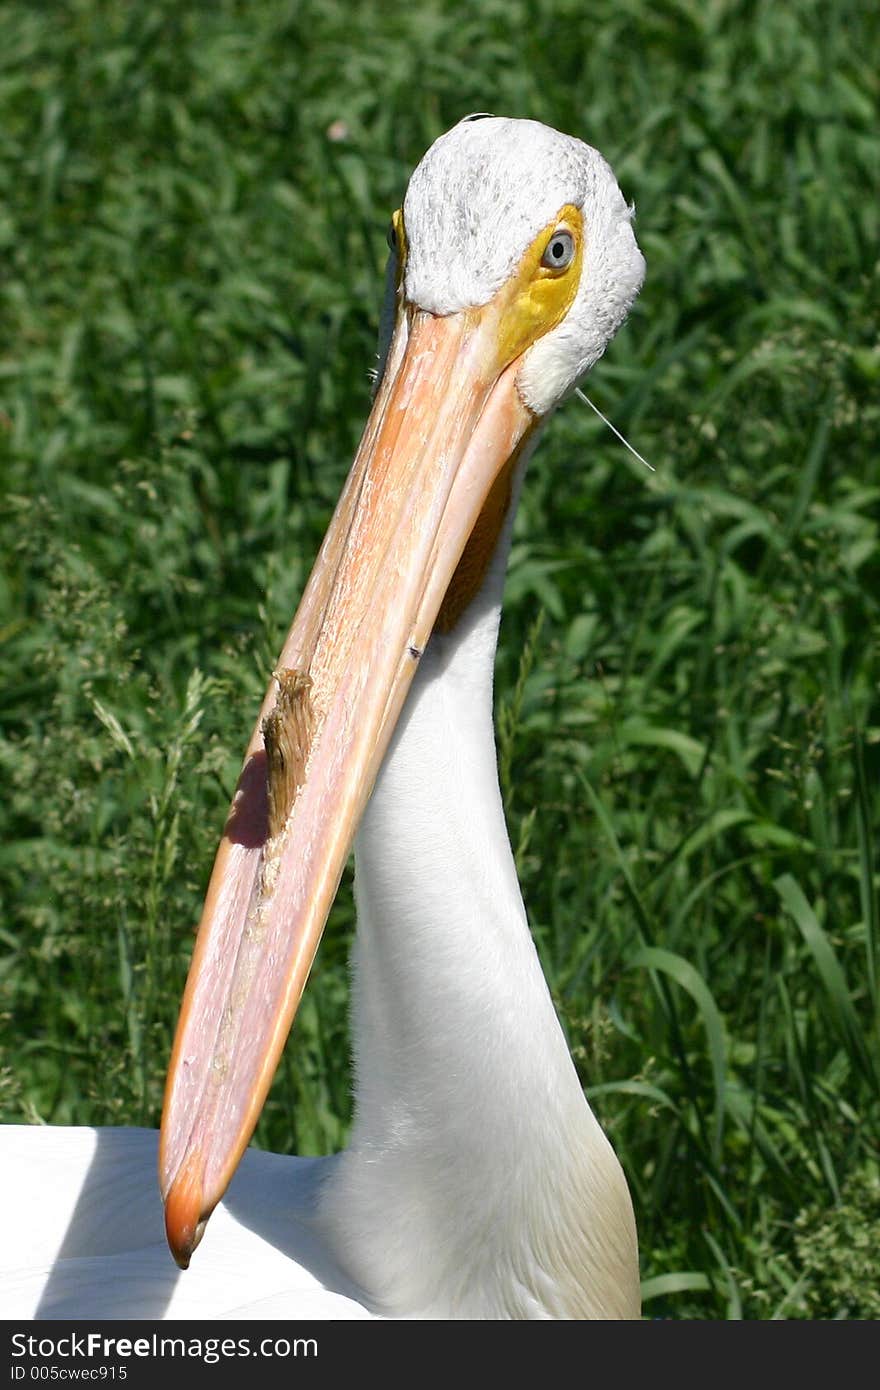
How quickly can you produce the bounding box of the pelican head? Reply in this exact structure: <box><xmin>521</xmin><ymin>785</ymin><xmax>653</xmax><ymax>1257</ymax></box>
<box><xmin>398</xmin><ymin>115</ymin><xmax>644</xmax><ymax>412</ymax></box>
<box><xmin>160</xmin><ymin>115</ymin><xmax>644</xmax><ymax>1284</ymax></box>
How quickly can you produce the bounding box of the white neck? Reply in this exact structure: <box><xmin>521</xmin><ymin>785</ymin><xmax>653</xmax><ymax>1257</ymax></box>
<box><xmin>319</xmin><ymin>464</ymin><xmax>639</xmax><ymax>1319</ymax></box>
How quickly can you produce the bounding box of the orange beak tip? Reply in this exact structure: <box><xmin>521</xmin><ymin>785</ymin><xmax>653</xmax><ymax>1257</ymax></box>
<box><xmin>163</xmin><ymin>1148</ymin><xmax>208</xmax><ymax>1270</ymax></box>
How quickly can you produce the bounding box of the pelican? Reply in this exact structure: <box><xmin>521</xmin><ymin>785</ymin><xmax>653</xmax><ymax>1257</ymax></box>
<box><xmin>1</xmin><ymin>115</ymin><xmax>645</xmax><ymax>1320</ymax></box>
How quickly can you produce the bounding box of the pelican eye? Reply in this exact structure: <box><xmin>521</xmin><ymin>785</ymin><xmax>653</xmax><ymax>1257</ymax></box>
<box><xmin>541</xmin><ymin>228</ymin><xmax>575</xmax><ymax>271</ymax></box>
<box><xmin>386</xmin><ymin>219</ymin><xmax>397</xmax><ymax>251</ymax></box>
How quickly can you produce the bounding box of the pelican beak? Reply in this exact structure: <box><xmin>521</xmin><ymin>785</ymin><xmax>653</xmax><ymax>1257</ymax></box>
<box><xmin>159</xmin><ymin>247</ymin><xmax>565</xmax><ymax>1266</ymax></box>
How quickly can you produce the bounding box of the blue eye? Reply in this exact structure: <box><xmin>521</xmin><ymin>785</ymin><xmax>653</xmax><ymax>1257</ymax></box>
<box><xmin>541</xmin><ymin>229</ymin><xmax>575</xmax><ymax>270</ymax></box>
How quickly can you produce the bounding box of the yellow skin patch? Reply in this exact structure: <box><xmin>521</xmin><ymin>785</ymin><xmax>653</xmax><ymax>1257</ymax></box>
<box><xmin>391</xmin><ymin>202</ymin><xmax>584</xmax><ymax>631</ymax></box>
<box><xmin>391</xmin><ymin>207</ymin><xmax>407</xmax><ymax>292</ymax></box>
<box><xmin>491</xmin><ymin>203</ymin><xmax>584</xmax><ymax>372</ymax></box>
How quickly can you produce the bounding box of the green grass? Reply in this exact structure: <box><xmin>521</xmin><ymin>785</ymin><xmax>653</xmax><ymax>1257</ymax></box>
<box><xmin>2</xmin><ymin>0</ymin><xmax>879</xmax><ymax>1318</ymax></box>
